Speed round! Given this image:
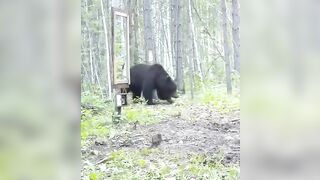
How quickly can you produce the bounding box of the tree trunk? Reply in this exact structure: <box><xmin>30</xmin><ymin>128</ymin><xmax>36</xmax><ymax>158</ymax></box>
<box><xmin>170</xmin><ymin>0</ymin><xmax>176</xmax><ymax>75</ymax></box>
<box><xmin>187</xmin><ymin>56</ymin><xmax>194</xmax><ymax>99</ymax></box>
<box><xmin>88</xmin><ymin>32</ymin><xmax>95</xmax><ymax>84</ymax></box>
<box><xmin>143</xmin><ymin>0</ymin><xmax>156</xmax><ymax>64</ymax></box>
<box><xmin>174</xmin><ymin>0</ymin><xmax>184</xmax><ymax>93</ymax></box>
<box><xmin>188</xmin><ymin>0</ymin><xmax>203</xmax><ymax>82</ymax></box>
<box><xmin>164</xmin><ymin>1</ymin><xmax>174</xmax><ymax>76</ymax></box>
<box><xmin>128</xmin><ymin>0</ymin><xmax>139</xmax><ymax>66</ymax></box>
<box><xmin>232</xmin><ymin>0</ymin><xmax>240</xmax><ymax>73</ymax></box>
<box><xmin>94</xmin><ymin>56</ymin><xmax>104</xmax><ymax>98</ymax></box>
<box><xmin>221</xmin><ymin>0</ymin><xmax>232</xmax><ymax>94</ymax></box>
<box><xmin>100</xmin><ymin>0</ymin><xmax>112</xmax><ymax>98</ymax></box>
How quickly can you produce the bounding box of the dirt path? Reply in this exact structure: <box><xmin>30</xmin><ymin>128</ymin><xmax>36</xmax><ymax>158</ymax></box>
<box><xmin>83</xmin><ymin>105</ymin><xmax>240</xmax><ymax>167</ymax></box>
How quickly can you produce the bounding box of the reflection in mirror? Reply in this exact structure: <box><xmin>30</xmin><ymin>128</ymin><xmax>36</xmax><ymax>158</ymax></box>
<box><xmin>114</xmin><ymin>14</ymin><xmax>128</xmax><ymax>84</ymax></box>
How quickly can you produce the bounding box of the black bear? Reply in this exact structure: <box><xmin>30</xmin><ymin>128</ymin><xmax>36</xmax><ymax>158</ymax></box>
<box><xmin>129</xmin><ymin>64</ymin><xmax>177</xmax><ymax>105</ymax></box>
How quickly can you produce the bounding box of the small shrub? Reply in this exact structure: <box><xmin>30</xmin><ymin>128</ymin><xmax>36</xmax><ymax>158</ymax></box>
<box><xmin>198</xmin><ymin>86</ymin><xmax>240</xmax><ymax>113</ymax></box>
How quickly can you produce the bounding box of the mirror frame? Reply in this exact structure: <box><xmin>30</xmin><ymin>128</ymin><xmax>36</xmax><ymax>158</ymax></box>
<box><xmin>111</xmin><ymin>7</ymin><xmax>130</xmax><ymax>89</ymax></box>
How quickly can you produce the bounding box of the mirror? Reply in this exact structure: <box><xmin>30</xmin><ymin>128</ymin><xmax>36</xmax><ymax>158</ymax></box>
<box><xmin>112</xmin><ymin>8</ymin><xmax>130</xmax><ymax>86</ymax></box>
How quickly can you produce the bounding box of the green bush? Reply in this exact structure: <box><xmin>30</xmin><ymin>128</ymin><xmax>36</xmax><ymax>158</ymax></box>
<box><xmin>198</xmin><ymin>85</ymin><xmax>240</xmax><ymax>113</ymax></box>
<box><xmin>81</xmin><ymin>88</ymin><xmax>113</xmax><ymax>140</ymax></box>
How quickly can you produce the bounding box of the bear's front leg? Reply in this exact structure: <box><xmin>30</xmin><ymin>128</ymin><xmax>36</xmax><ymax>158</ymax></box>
<box><xmin>167</xmin><ymin>98</ymin><xmax>174</xmax><ymax>104</ymax></box>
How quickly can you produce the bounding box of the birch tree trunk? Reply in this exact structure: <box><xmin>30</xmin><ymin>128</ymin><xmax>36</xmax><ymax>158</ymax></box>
<box><xmin>100</xmin><ymin>0</ymin><xmax>112</xmax><ymax>98</ymax></box>
<box><xmin>187</xmin><ymin>56</ymin><xmax>194</xmax><ymax>99</ymax></box>
<box><xmin>170</xmin><ymin>0</ymin><xmax>176</xmax><ymax>73</ymax></box>
<box><xmin>174</xmin><ymin>0</ymin><xmax>184</xmax><ymax>93</ymax></box>
<box><xmin>143</xmin><ymin>0</ymin><xmax>156</xmax><ymax>64</ymax></box>
<box><xmin>188</xmin><ymin>0</ymin><xmax>203</xmax><ymax>82</ymax></box>
<box><xmin>94</xmin><ymin>56</ymin><xmax>104</xmax><ymax>98</ymax></box>
<box><xmin>221</xmin><ymin>0</ymin><xmax>232</xmax><ymax>94</ymax></box>
<box><xmin>162</xmin><ymin>14</ymin><xmax>173</xmax><ymax>76</ymax></box>
<box><xmin>232</xmin><ymin>0</ymin><xmax>240</xmax><ymax>73</ymax></box>
<box><xmin>165</xmin><ymin>1</ymin><xmax>174</xmax><ymax>76</ymax></box>
<box><xmin>88</xmin><ymin>32</ymin><xmax>95</xmax><ymax>84</ymax></box>
<box><xmin>128</xmin><ymin>0</ymin><xmax>139</xmax><ymax>66</ymax></box>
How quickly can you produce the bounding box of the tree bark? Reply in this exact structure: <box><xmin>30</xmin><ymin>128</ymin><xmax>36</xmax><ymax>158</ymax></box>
<box><xmin>188</xmin><ymin>0</ymin><xmax>203</xmax><ymax>82</ymax></box>
<box><xmin>100</xmin><ymin>0</ymin><xmax>112</xmax><ymax>98</ymax></box>
<box><xmin>143</xmin><ymin>0</ymin><xmax>156</xmax><ymax>64</ymax></box>
<box><xmin>88</xmin><ymin>32</ymin><xmax>95</xmax><ymax>84</ymax></box>
<box><xmin>232</xmin><ymin>0</ymin><xmax>240</xmax><ymax>73</ymax></box>
<box><xmin>94</xmin><ymin>55</ymin><xmax>104</xmax><ymax>98</ymax></box>
<box><xmin>128</xmin><ymin>0</ymin><xmax>139</xmax><ymax>66</ymax></box>
<box><xmin>170</xmin><ymin>0</ymin><xmax>176</xmax><ymax>74</ymax></box>
<box><xmin>164</xmin><ymin>1</ymin><xmax>174</xmax><ymax>76</ymax></box>
<box><xmin>174</xmin><ymin>0</ymin><xmax>184</xmax><ymax>93</ymax></box>
<box><xmin>221</xmin><ymin>0</ymin><xmax>232</xmax><ymax>94</ymax></box>
<box><xmin>187</xmin><ymin>56</ymin><xmax>194</xmax><ymax>99</ymax></box>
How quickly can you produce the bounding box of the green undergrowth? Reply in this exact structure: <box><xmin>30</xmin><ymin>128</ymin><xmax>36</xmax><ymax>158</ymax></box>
<box><xmin>196</xmin><ymin>85</ymin><xmax>240</xmax><ymax>113</ymax></box>
<box><xmin>84</xmin><ymin>149</ymin><xmax>239</xmax><ymax>180</ymax></box>
<box><xmin>123</xmin><ymin>102</ymin><xmax>182</xmax><ymax>125</ymax></box>
<box><xmin>81</xmin><ymin>92</ymin><xmax>182</xmax><ymax>141</ymax></box>
<box><xmin>81</xmin><ymin>87</ymin><xmax>240</xmax><ymax>179</ymax></box>
<box><xmin>81</xmin><ymin>85</ymin><xmax>239</xmax><ymax>141</ymax></box>
<box><xmin>81</xmin><ymin>91</ymin><xmax>113</xmax><ymax>141</ymax></box>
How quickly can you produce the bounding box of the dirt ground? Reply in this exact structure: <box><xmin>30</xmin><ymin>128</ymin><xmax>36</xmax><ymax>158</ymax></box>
<box><xmin>82</xmin><ymin>105</ymin><xmax>240</xmax><ymax>167</ymax></box>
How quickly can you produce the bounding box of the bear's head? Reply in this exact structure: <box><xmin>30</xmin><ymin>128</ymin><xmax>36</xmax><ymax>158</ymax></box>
<box><xmin>156</xmin><ymin>74</ymin><xmax>177</xmax><ymax>100</ymax></box>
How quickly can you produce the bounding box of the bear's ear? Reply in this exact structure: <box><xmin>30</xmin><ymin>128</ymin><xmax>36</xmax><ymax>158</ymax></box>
<box><xmin>166</xmin><ymin>75</ymin><xmax>171</xmax><ymax>81</ymax></box>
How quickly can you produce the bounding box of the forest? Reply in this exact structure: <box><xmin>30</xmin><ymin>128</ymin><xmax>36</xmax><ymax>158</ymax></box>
<box><xmin>81</xmin><ymin>0</ymin><xmax>240</xmax><ymax>179</ymax></box>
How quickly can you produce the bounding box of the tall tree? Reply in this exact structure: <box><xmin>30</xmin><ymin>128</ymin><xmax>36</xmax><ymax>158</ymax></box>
<box><xmin>170</xmin><ymin>0</ymin><xmax>177</xmax><ymax>77</ymax></box>
<box><xmin>164</xmin><ymin>0</ymin><xmax>173</xmax><ymax>76</ymax></box>
<box><xmin>188</xmin><ymin>0</ymin><xmax>203</xmax><ymax>82</ymax></box>
<box><xmin>143</xmin><ymin>0</ymin><xmax>156</xmax><ymax>64</ymax></box>
<box><xmin>187</xmin><ymin>55</ymin><xmax>194</xmax><ymax>99</ymax></box>
<box><xmin>221</xmin><ymin>0</ymin><xmax>232</xmax><ymax>94</ymax></box>
<box><xmin>173</xmin><ymin>0</ymin><xmax>184</xmax><ymax>92</ymax></box>
<box><xmin>232</xmin><ymin>0</ymin><xmax>240</xmax><ymax>73</ymax></box>
<box><xmin>128</xmin><ymin>0</ymin><xmax>139</xmax><ymax>66</ymax></box>
<box><xmin>100</xmin><ymin>0</ymin><xmax>112</xmax><ymax>98</ymax></box>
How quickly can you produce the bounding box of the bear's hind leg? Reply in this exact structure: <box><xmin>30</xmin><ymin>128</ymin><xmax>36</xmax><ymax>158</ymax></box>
<box><xmin>142</xmin><ymin>81</ymin><xmax>155</xmax><ymax>105</ymax></box>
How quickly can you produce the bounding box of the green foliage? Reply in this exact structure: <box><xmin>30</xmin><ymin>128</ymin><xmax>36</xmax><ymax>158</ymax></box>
<box><xmin>81</xmin><ymin>115</ymin><xmax>111</xmax><ymax>140</ymax></box>
<box><xmin>89</xmin><ymin>173</ymin><xmax>96</xmax><ymax>180</ymax></box>
<box><xmin>193</xmin><ymin>74</ymin><xmax>203</xmax><ymax>90</ymax></box>
<box><xmin>88</xmin><ymin>172</ymin><xmax>105</xmax><ymax>180</ymax></box>
<box><xmin>197</xmin><ymin>85</ymin><xmax>240</xmax><ymax>113</ymax></box>
<box><xmin>122</xmin><ymin>101</ymin><xmax>184</xmax><ymax>125</ymax></box>
<box><xmin>123</xmin><ymin>105</ymin><xmax>159</xmax><ymax>125</ymax></box>
<box><xmin>81</xmin><ymin>84</ymin><xmax>107</xmax><ymax>107</ymax></box>
<box><xmin>81</xmin><ymin>89</ymin><xmax>113</xmax><ymax>141</ymax></box>
<box><xmin>81</xmin><ymin>88</ymin><xmax>240</xmax><ymax>179</ymax></box>
<box><xmin>84</xmin><ymin>149</ymin><xmax>239</xmax><ymax>180</ymax></box>
<box><xmin>181</xmin><ymin>154</ymin><xmax>239</xmax><ymax>180</ymax></box>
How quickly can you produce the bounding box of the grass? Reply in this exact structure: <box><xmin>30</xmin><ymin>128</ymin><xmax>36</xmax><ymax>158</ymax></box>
<box><xmin>81</xmin><ymin>95</ymin><xmax>181</xmax><ymax>141</ymax></box>
<box><xmin>81</xmin><ymin>85</ymin><xmax>240</xmax><ymax>180</ymax></box>
<box><xmin>83</xmin><ymin>149</ymin><xmax>239</xmax><ymax>180</ymax></box>
<box><xmin>197</xmin><ymin>85</ymin><xmax>240</xmax><ymax>113</ymax></box>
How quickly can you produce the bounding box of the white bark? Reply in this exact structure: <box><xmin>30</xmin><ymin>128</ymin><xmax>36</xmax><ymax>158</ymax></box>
<box><xmin>94</xmin><ymin>57</ymin><xmax>104</xmax><ymax>99</ymax></box>
<box><xmin>143</xmin><ymin>0</ymin><xmax>156</xmax><ymax>64</ymax></box>
<box><xmin>174</xmin><ymin>0</ymin><xmax>184</xmax><ymax>92</ymax></box>
<box><xmin>232</xmin><ymin>0</ymin><xmax>240</xmax><ymax>73</ymax></box>
<box><xmin>100</xmin><ymin>0</ymin><xmax>112</xmax><ymax>98</ymax></box>
<box><xmin>88</xmin><ymin>32</ymin><xmax>94</xmax><ymax>84</ymax></box>
<box><xmin>187</xmin><ymin>56</ymin><xmax>194</xmax><ymax>99</ymax></box>
<box><xmin>188</xmin><ymin>0</ymin><xmax>203</xmax><ymax>81</ymax></box>
<box><xmin>221</xmin><ymin>0</ymin><xmax>232</xmax><ymax>94</ymax></box>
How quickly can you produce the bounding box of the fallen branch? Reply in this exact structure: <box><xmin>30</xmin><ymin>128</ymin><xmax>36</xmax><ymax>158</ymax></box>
<box><xmin>95</xmin><ymin>155</ymin><xmax>111</xmax><ymax>165</ymax></box>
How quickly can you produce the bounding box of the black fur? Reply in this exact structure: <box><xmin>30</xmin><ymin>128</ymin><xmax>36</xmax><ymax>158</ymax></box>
<box><xmin>129</xmin><ymin>64</ymin><xmax>177</xmax><ymax>105</ymax></box>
